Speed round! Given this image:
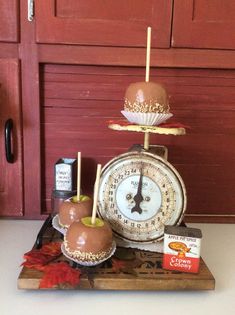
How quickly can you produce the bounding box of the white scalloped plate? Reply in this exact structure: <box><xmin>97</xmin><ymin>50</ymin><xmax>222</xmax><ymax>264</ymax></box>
<box><xmin>52</xmin><ymin>214</ymin><xmax>67</xmax><ymax>235</ymax></box>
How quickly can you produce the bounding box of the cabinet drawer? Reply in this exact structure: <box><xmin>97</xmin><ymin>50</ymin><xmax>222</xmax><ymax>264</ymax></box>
<box><xmin>172</xmin><ymin>0</ymin><xmax>235</xmax><ymax>49</ymax></box>
<box><xmin>35</xmin><ymin>0</ymin><xmax>172</xmax><ymax>48</ymax></box>
<box><xmin>0</xmin><ymin>1</ymin><xmax>19</xmax><ymax>42</ymax></box>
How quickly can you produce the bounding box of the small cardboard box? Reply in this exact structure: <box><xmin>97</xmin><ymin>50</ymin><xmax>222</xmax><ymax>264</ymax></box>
<box><xmin>54</xmin><ymin>158</ymin><xmax>77</xmax><ymax>191</ymax></box>
<box><xmin>163</xmin><ymin>225</ymin><xmax>202</xmax><ymax>273</ymax></box>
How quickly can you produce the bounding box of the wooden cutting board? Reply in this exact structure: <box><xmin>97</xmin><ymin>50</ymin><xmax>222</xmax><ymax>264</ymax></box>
<box><xmin>17</xmin><ymin>219</ymin><xmax>215</xmax><ymax>291</ymax></box>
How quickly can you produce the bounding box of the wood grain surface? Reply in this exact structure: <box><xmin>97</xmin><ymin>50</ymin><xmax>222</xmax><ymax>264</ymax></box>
<box><xmin>40</xmin><ymin>65</ymin><xmax>235</xmax><ymax>221</ymax></box>
<box><xmin>35</xmin><ymin>0</ymin><xmax>172</xmax><ymax>47</ymax></box>
<box><xmin>18</xmin><ymin>224</ymin><xmax>215</xmax><ymax>291</ymax></box>
<box><xmin>0</xmin><ymin>59</ymin><xmax>23</xmax><ymax>216</ymax></box>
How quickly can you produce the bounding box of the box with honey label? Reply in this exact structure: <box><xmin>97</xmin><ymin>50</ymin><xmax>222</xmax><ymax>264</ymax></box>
<box><xmin>163</xmin><ymin>225</ymin><xmax>202</xmax><ymax>273</ymax></box>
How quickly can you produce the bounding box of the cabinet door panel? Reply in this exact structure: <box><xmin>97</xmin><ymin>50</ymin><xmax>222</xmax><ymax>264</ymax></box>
<box><xmin>0</xmin><ymin>59</ymin><xmax>23</xmax><ymax>216</ymax></box>
<box><xmin>0</xmin><ymin>1</ymin><xmax>19</xmax><ymax>42</ymax></box>
<box><xmin>35</xmin><ymin>0</ymin><xmax>172</xmax><ymax>47</ymax></box>
<box><xmin>172</xmin><ymin>0</ymin><xmax>235</xmax><ymax>49</ymax></box>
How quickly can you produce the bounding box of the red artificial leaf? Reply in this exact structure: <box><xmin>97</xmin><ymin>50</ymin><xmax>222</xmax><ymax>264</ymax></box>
<box><xmin>22</xmin><ymin>242</ymin><xmax>62</xmax><ymax>271</ymax></box>
<box><xmin>22</xmin><ymin>262</ymin><xmax>47</xmax><ymax>271</ymax></box>
<box><xmin>107</xmin><ymin>119</ymin><xmax>130</xmax><ymax>126</ymax></box>
<box><xmin>159</xmin><ymin>122</ymin><xmax>190</xmax><ymax>129</ymax></box>
<box><xmin>107</xmin><ymin>119</ymin><xmax>190</xmax><ymax>130</ymax></box>
<box><xmin>39</xmin><ymin>262</ymin><xmax>81</xmax><ymax>289</ymax></box>
<box><xmin>40</xmin><ymin>242</ymin><xmax>61</xmax><ymax>257</ymax></box>
<box><xmin>111</xmin><ymin>257</ymin><xmax>143</xmax><ymax>276</ymax></box>
<box><xmin>111</xmin><ymin>258</ymin><xmax>127</xmax><ymax>273</ymax></box>
<box><xmin>22</xmin><ymin>242</ymin><xmax>81</xmax><ymax>288</ymax></box>
<box><xmin>22</xmin><ymin>251</ymin><xmax>54</xmax><ymax>268</ymax></box>
<box><xmin>23</xmin><ymin>250</ymin><xmax>46</xmax><ymax>262</ymax></box>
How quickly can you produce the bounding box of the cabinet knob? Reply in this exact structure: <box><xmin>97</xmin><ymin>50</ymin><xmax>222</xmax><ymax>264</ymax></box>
<box><xmin>5</xmin><ymin>119</ymin><xmax>14</xmax><ymax>163</ymax></box>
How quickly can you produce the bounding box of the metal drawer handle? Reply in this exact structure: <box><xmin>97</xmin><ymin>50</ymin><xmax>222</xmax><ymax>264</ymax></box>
<box><xmin>28</xmin><ymin>0</ymin><xmax>34</xmax><ymax>21</ymax></box>
<box><xmin>5</xmin><ymin>119</ymin><xmax>14</xmax><ymax>163</ymax></box>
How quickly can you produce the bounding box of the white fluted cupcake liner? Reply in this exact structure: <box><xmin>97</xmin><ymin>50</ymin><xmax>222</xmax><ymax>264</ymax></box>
<box><xmin>121</xmin><ymin>110</ymin><xmax>173</xmax><ymax>126</ymax></box>
<box><xmin>61</xmin><ymin>241</ymin><xmax>116</xmax><ymax>266</ymax></box>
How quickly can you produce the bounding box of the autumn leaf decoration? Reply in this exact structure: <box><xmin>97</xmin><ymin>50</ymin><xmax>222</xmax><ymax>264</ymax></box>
<box><xmin>21</xmin><ymin>242</ymin><xmax>81</xmax><ymax>289</ymax></box>
<box><xmin>22</xmin><ymin>242</ymin><xmax>62</xmax><ymax>270</ymax></box>
<box><xmin>111</xmin><ymin>258</ymin><xmax>127</xmax><ymax>272</ymax></box>
<box><xmin>39</xmin><ymin>262</ymin><xmax>81</xmax><ymax>289</ymax></box>
<box><xmin>39</xmin><ymin>242</ymin><xmax>62</xmax><ymax>256</ymax></box>
<box><xmin>111</xmin><ymin>257</ymin><xmax>143</xmax><ymax>276</ymax></box>
<box><xmin>107</xmin><ymin>119</ymin><xmax>190</xmax><ymax>129</ymax></box>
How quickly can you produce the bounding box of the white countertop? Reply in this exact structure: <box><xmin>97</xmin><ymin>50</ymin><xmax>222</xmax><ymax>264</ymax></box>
<box><xmin>1</xmin><ymin>220</ymin><xmax>235</xmax><ymax>315</ymax></box>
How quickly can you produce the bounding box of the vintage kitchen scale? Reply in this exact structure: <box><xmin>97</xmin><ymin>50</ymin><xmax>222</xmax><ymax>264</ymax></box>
<box><xmin>18</xmin><ymin>27</ymin><xmax>215</xmax><ymax>290</ymax></box>
<box><xmin>97</xmin><ymin>124</ymin><xmax>186</xmax><ymax>253</ymax></box>
<box><xmin>97</xmin><ymin>27</ymin><xmax>186</xmax><ymax>253</ymax></box>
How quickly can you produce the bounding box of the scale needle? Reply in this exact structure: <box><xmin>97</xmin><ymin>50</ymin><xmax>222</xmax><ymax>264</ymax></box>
<box><xmin>131</xmin><ymin>168</ymin><xmax>144</xmax><ymax>214</ymax></box>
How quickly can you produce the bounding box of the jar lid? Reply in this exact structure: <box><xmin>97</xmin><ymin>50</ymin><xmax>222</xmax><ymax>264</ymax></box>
<box><xmin>52</xmin><ymin>189</ymin><xmax>77</xmax><ymax>198</ymax></box>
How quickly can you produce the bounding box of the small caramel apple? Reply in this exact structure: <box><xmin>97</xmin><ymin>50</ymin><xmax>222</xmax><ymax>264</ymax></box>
<box><xmin>124</xmin><ymin>81</ymin><xmax>170</xmax><ymax>114</ymax></box>
<box><xmin>121</xmin><ymin>28</ymin><xmax>172</xmax><ymax>126</ymax></box>
<box><xmin>64</xmin><ymin>217</ymin><xmax>113</xmax><ymax>263</ymax></box>
<box><xmin>121</xmin><ymin>81</ymin><xmax>173</xmax><ymax>126</ymax></box>
<box><xmin>58</xmin><ymin>195</ymin><xmax>92</xmax><ymax>228</ymax></box>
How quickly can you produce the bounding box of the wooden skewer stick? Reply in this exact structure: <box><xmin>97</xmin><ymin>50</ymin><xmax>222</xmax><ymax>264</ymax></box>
<box><xmin>144</xmin><ymin>27</ymin><xmax>152</xmax><ymax>150</ymax></box>
<box><xmin>91</xmin><ymin>164</ymin><xmax>102</xmax><ymax>225</ymax></box>
<box><xmin>145</xmin><ymin>26</ymin><xmax>152</xmax><ymax>83</ymax></box>
<box><xmin>77</xmin><ymin>152</ymin><xmax>81</xmax><ymax>200</ymax></box>
<box><xmin>144</xmin><ymin>132</ymin><xmax>150</xmax><ymax>150</ymax></box>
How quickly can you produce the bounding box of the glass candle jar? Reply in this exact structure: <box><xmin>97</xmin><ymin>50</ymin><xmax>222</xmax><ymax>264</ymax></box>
<box><xmin>51</xmin><ymin>189</ymin><xmax>76</xmax><ymax>215</ymax></box>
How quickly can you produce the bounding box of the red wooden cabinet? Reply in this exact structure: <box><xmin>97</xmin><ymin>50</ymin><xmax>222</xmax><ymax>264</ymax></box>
<box><xmin>172</xmin><ymin>0</ymin><xmax>235</xmax><ymax>49</ymax></box>
<box><xmin>0</xmin><ymin>59</ymin><xmax>23</xmax><ymax>217</ymax></box>
<box><xmin>35</xmin><ymin>0</ymin><xmax>172</xmax><ymax>47</ymax></box>
<box><xmin>0</xmin><ymin>0</ymin><xmax>235</xmax><ymax>222</ymax></box>
<box><xmin>0</xmin><ymin>1</ymin><xmax>19</xmax><ymax>42</ymax></box>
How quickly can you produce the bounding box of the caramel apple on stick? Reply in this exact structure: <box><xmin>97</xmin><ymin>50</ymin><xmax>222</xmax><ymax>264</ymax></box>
<box><xmin>58</xmin><ymin>152</ymin><xmax>92</xmax><ymax>228</ymax></box>
<box><xmin>63</xmin><ymin>163</ymin><xmax>115</xmax><ymax>264</ymax></box>
<box><xmin>121</xmin><ymin>26</ymin><xmax>172</xmax><ymax>128</ymax></box>
<box><xmin>91</xmin><ymin>163</ymin><xmax>102</xmax><ymax>225</ymax></box>
<box><xmin>145</xmin><ymin>26</ymin><xmax>151</xmax><ymax>83</ymax></box>
<box><xmin>77</xmin><ymin>152</ymin><xmax>81</xmax><ymax>200</ymax></box>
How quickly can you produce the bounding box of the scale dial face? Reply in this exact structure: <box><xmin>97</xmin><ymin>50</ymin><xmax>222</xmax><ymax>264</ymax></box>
<box><xmin>97</xmin><ymin>151</ymin><xmax>186</xmax><ymax>243</ymax></box>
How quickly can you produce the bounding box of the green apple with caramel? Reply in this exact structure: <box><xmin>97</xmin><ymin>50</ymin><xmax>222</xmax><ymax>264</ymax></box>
<box><xmin>58</xmin><ymin>195</ymin><xmax>92</xmax><ymax>228</ymax></box>
<box><xmin>64</xmin><ymin>217</ymin><xmax>113</xmax><ymax>262</ymax></box>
